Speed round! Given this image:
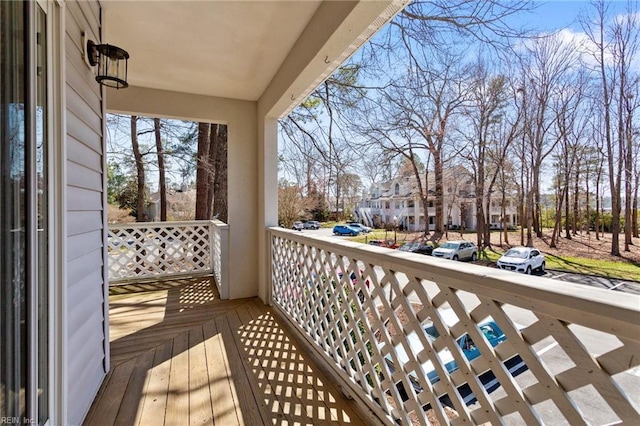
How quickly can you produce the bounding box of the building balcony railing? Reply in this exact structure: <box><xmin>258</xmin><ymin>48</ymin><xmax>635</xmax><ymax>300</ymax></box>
<box><xmin>105</xmin><ymin>223</ymin><xmax>639</xmax><ymax>424</ymax></box>
<box><xmin>107</xmin><ymin>220</ymin><xmax>229</xmax><ymax>298</ymax></box>
<box><xmin>269</xmin><ymin>228</ymin><xmax>640</xmax><ymax>424</ymax></box>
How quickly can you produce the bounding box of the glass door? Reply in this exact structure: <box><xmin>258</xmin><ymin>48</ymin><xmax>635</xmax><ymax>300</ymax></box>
<box><xmin>36</xmin><ymin>4</ymin><xmax>50</xmax><ymax>423</ymax></box>
<box><xmin>1</xmin><ymin>1</ymin><xmax>28</xmax><ymax>419</ymax></box>
<box><xmin>1</xmin><ymin>1</ymin><xmax>50</xmax><ymax>423</ymax></box>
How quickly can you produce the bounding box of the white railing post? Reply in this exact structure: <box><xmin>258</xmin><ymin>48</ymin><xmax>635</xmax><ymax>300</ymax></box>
<box><xmin>211</xmin><ymin>219</ymin><xmax>230</xmax><ymax>300</ymax></box>
<box><xmin>209</xmin><ymin>219</ymin><xmax>215</xmax><ymax>277</ymax></box>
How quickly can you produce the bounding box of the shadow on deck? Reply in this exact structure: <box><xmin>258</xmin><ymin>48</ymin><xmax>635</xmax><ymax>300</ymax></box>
<box><xmin>85</xmin><ymin>277</ymin><xmax>367</xmax><ymax>425</ymax></box>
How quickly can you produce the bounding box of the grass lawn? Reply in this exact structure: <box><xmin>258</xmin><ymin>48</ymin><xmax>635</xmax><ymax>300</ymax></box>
<box><xmin>350</xmin><ymin>230</ymin><xmax>403</xmax><ymax>245</ymax></box>
<box><xmin>481</xmin><ymin>248</ymin><xmax>640</xmax><ymax>282</ymax></box>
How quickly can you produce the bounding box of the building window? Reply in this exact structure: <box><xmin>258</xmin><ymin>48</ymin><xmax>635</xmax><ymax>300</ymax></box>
<box><xmin>394</xmin><ymin>183</ymin><xmax>400</xmax><ymax>195</ymax></box>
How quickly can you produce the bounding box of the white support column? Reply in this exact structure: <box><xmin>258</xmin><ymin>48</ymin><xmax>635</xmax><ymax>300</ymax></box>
<box><xmin>258</xmin><ymin>116</ymin><xmax>279</xmax><ymax>303</ymax></box>
<box><xmin>107</xmin><ymin>86</ymin><xmax>259</xmax><ymax>299</ymax></box>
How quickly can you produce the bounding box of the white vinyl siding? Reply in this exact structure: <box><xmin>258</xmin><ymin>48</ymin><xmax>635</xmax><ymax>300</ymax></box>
<box><xmin>64</xmin><ymin>1</ymin><xmax>107</xmax><ymax>425</ymax></box>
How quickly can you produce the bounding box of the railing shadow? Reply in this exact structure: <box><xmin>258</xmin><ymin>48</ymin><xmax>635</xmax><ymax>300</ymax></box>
<box><xmin>231</xmin><ymin>305</ymin><xmax>365</xmax><ymax>425</ymax></box>
<box><xmin>86</xmin><ymin>277</ymin><xmax>364</xmax><ymax>425</ymax></box>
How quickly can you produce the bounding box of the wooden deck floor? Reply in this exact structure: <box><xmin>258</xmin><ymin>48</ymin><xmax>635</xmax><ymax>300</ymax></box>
<box><xmin>84</xmin><ymin>277</ymin><xmax>367</xmax><ymax>426</ymax></box>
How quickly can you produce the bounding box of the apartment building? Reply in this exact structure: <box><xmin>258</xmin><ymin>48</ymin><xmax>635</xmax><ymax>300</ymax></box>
<box><xmin>358</xmin><ymin>165</ymin><xmax>519</xmax><ymax>231</ymax></box>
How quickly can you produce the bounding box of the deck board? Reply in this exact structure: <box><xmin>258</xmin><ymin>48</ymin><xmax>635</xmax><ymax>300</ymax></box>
<box><xmin>202</xmin><ymin>319</ymin><xmax>241</xmax><ymax>426</ymax></box>
<box><xmin>165</xmin><ymin>331</ymin><xmax>190</xmax><ymax>426</ymax></box>
<box><xmin>136</xmin><ymin>340</ymin><xmax>172</xmax><ymax>426</ymax></box>
<box><xmin>214</xmin><ymin>312</ymin><xmax>268</xmax><ymax>425</ymax></box>
<box><xmin>84</xmin><ymin>277</ymin><xmax>367</xmax><ymax>426</ymax></box>
<box><xmin>188</xmin><ymin>326</ymin><xmax>214</xmax><ymax>425</ymax></box>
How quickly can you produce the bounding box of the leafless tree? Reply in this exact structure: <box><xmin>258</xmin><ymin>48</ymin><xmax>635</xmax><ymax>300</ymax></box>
<box><xmin>388</xmin><ymin>0</ymin><xmax>534</xmax><ymax>53</ymax></box>
<box><xmin>632</xmin><ymin>126</ymin><xmax>640</xmax><ymax>238</ymax></box>
<box><xmin>591</xmin><ymin>115</ymin><xmax>607</xmax><ymax>240</ymax></box>
<box><xmin>581</xmin><ymin>0</ymin><xmax>639</xmax><ymax>255</ymax></box>
<box><xmin>211</xmin><ymin>124</ymin><xmax>228</xmax><ymax>223</ymax></box>
<box><xmin>549</xmin><ymin>67</ymin><xmax>590</xmax><ymax>246</ymax></box>
<box><xmin>195</xmin><ymin>122</ymin><xmax>211</xmax><ymax>220</ymax></box>
<box><xmin>278</xmin><ymin>180</ymin><xmax>313</xmax><ymax>227</ymax></box>
<box><xmin>357</xmin><ymin>45</ymin><xmax>469</xmax><ymax>234</ymax></box>
<box><xmin>130</xmin><ymin>116</ymin><xmax>147</xmax><ymax>222</ymax></box>
<box><xmin>280</xmin><ymin>67</ymin><xmax>364</xmax><ymax>220</ymax></box>
<box><xmin>153</xmin><ymin>118</ymin><xmax>167</xmax><ymax>221</ymax></box>
<box><xmin>616</xmin><ymin>13</ymin><xmax>639</xmax><ymax>251</ymax></box>
<box><xmin>459</xmin><ymin>60</ymin><xmax>519</xmax><ymax>247</ymax></box>
<box><xmin>515</xmin><ymin>33</ymin><xmax>580</xmax><ymax>244</ymax></box>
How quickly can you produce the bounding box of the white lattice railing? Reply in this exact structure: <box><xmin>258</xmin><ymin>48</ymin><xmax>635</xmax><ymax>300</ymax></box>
<box><xmin>108</xmin><ymin>221</ymin><xmax>227</xmax><ymax>292</ymax></box>
<box><xmin>269</xmin><ymin>228</ymin><xmax>640</xmax><ymax>425</ymax></box>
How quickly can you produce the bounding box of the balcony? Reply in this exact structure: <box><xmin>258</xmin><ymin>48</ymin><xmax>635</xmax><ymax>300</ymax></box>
<box><xmin>85</xmin><ymin>277</ymin><xmax>366</xmax><ymax>425</ymax></box>
<box><xmin>96</xmin><ymin>221</ymin><xmax>640</xmax><ymax>425</ymax></box>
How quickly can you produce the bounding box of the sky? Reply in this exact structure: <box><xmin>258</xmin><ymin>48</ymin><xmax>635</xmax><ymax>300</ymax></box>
<box><xmin>525</xmin><ymin>0</ymin><xmax>630</xmax><ymax>30</ymax></box>
<box><xmin>527</xmin><ymin>1</ymin><xmax>590</xmax><ymax>30</ymax></box>
<box><xmin>278</xmin><ymin>0</ymin><xmax>640</xmax><ymax>195</ymax></box>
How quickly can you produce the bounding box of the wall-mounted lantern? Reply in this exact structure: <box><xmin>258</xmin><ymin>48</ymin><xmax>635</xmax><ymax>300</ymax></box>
<box><xmin>86</xmin><ymin>39</ymin><xmax>129</xmax><ymax>89</ymax></box>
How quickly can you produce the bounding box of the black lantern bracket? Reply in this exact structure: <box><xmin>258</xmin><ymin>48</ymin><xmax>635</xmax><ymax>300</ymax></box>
<box><xmin>83</xmin><ymin>33</ymin><xmax>129</xmax><ymax>89</ymax></box>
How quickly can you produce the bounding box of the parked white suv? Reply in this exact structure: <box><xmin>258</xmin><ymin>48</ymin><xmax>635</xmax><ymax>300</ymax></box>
<box><xmin>432</xmin><ymin>241</ymin><xmax>477</xmax><ymax>261</ymax></box>
<box><xmin>303</xmin><ymin>220</ymin><xmax>320</xmax><ymax>230</ymax></box>
<box><xmin>497</xmin><ymin>247</ymin><xmax>545</xmax><ymax>274</ymax></box>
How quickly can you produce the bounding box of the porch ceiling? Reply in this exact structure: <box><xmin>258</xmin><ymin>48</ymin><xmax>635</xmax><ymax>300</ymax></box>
<box><xmin>102</xmin><ymin>0</ymin><xmax>322</xmax><ymax>101</ymax></box>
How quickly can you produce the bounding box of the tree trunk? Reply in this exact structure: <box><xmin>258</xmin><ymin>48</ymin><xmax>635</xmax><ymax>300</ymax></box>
<box><xmin>565</xmin><ymin>172</ymin><xmax>571</xmax><ymax>239</ymax></box>
<box><xmin>533</xmin><ymin>171</ymin><xmax>543</xmax><ymax>237</ymax></box>
<box><xmin>526</xmin><ymin>187</ymin><xmax>533</xmax><ymax>247</ymax></box>
<box><xmin>154</xmin><ymin>118</ymin><xmax>167</xmax><ymax>221</ymax></box>
<box><xmin>501</xmin><ymin>186</ymin><xmax>509</xmax><ymax>245</ymax></box>
<box><xmin>195</xmin><ymin>122</ymin><xmax>211</xmax><ymax>220</ymax></box>
<box><xmin>599</xmin><ymin>15</ymin><xmax>620</xmax><ymax>256</ymax></box>
<box><xmin>573</xmin><ymin>160</ymin><xmax>580</xmax><ymax>235</ymax></box>
<box><xmin>519</xmin><ymin>184</ymin><xmax>525</xmax><ymax>246</ymax></box>
<box><xmin>212</xmin><ymin>125</ymin><xmax>228</xmax><ymax>223</ymax></box>
<box><xmin>476</xmin><ymin>165</ymin><xmax>485</xmax><ymax>248</ymax></box>
<box><xmin>206</xmin><ymin>124</ymin><xmax>218</xmax><ymax>220</ymax></box>
<box><xmin>130</xmin><ymin>116</ymin><xmax>146</xmax><ymax>222</ymax></box>
<box><xmin>632</xmin><ymin>179</ymin><xmax>639</xmax><ymax>238</ymax></box>
<box><xmin>585</xmin><ymin>160</ymin><xmax>591</xmax><ymax>235</ymax></box>
<box><xmin>433</xmin><ymin>154</ymin><xmax>445</xmax><ymax>233</ymax></box>
<box><xmin>550</xmin><ymin>184</ymin><xmax>564</xmax><ymax>248</ymax></box>
<box><xmin>624</xmin><ymin>98</ymin><xmax>633</xmax><ymax>250</ymax></box>
<box><xmin>633</xmin><ymin>159</ymin><xmax>639</xmax><ymax>238</ymax></box>
<box><xmin>595</xmin><ymin>159</ymin><xmax>602</xmax><ymax>240</ymax></box>
<box><xmin>483</xmin><ymin>195</ymin><xmax>491</xmax><ymax>248</ymax></box>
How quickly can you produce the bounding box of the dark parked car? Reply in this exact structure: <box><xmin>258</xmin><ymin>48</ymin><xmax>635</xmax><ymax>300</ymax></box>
<box><xmin>412</xmin><ymin>242</ymin><xmax>434</xmax><ymax>255</ymax></box>
<box><xmin>332</xmin><ymin>225</ymin><xmax>360</xmax><ymax>236</ymax></box>
<box><xmin>399</xmin><ymin>241</ymin><xmax>434</xmax><ymax>256</ymax></box>
<box><xmin>398</xmin><ymin>242</ymin><xmax>418</xmax><ymax>252</ymax></box>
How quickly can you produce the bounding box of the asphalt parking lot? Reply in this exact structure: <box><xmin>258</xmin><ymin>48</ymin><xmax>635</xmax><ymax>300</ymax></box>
<box><xmin>544</xmin><ymin>269</ymin><xmax>640</xmax><ymax>295</ymax></box>
<box><xmin>293</xmin><ymin>226</ymin><xmax>640</xmax><ymax>295</ymax></box>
